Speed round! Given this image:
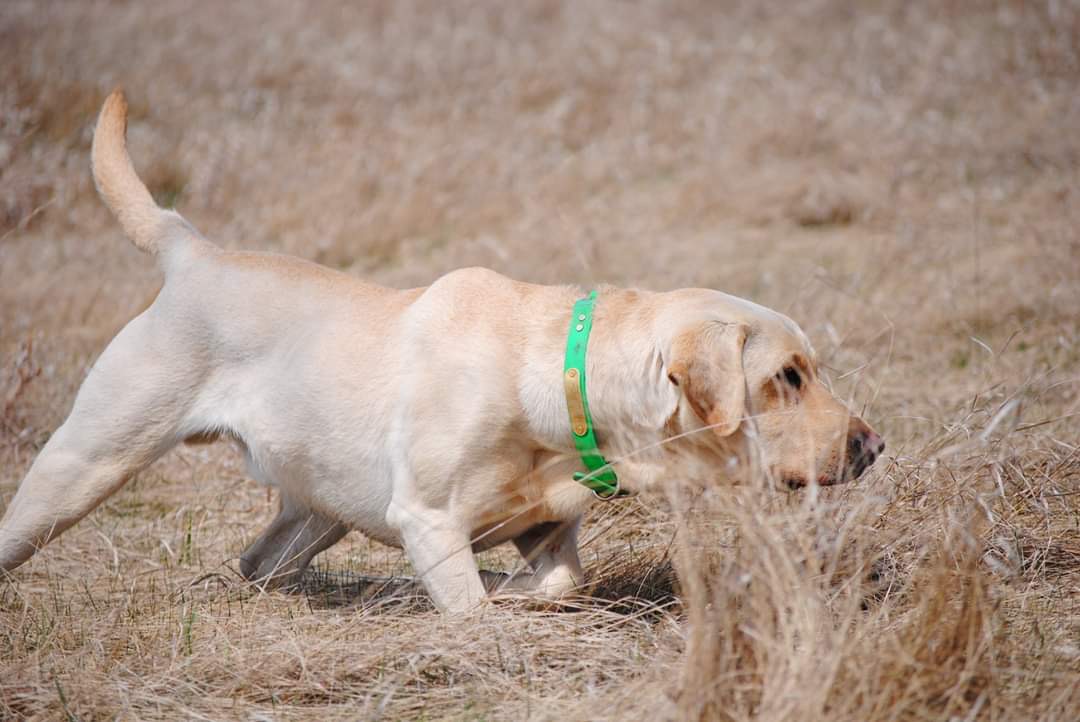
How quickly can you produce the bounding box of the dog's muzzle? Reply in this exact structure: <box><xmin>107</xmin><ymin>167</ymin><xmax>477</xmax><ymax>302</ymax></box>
<box><xmin>782</xmin><ymin>417</ymin><xmax>885</xmax><ymax>489</ymax></box>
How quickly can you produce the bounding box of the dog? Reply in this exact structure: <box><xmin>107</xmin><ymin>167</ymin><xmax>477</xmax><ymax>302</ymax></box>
<box><xmin>0</xmin><ymin>91</ymin><xmax>884</xmax><ymax>612</ymax></box>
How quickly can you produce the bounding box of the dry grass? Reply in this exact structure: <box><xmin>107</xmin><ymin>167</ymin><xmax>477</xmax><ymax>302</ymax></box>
<box><xmin>2</xmin><ymin>0</ymin><xmax>1079</xmax><ymax>719</ymax></box>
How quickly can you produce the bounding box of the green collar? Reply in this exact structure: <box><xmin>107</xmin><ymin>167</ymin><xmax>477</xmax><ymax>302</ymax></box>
<box><xmin>563</xmin><ymin>291</ymin><xmax>627</xmax><ymax>499</ymax></box>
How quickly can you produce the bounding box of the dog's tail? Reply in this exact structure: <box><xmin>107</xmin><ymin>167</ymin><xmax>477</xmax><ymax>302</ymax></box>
<box><xmin>92</xmin><ymin>89</ymin><xmax>206</xmax><ymax>257</ymax></box>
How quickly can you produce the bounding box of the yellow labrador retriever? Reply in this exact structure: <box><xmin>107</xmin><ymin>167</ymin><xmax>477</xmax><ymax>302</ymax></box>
<box><xmin>0</xmin><ymin>92</ymin><xmax>883</xmax><ymax>612</ymax></box>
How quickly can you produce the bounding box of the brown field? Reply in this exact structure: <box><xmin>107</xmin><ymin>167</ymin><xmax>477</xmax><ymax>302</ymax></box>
<box><xmin>2</xmin><ymin>1</ymin><xmax>1079</xmax><ymax>719</ymax></box>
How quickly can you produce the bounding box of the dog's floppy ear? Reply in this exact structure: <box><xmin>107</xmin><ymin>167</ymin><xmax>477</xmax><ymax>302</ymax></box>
<box><xmin>667</xmin><ymin>322</ymin><xmax>750</xmax><ymax>436</ymax></box>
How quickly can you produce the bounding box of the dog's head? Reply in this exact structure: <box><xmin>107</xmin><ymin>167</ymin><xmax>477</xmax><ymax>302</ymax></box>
<box><xmin>660</xmin><ymin>291</ymin><xmax>883</xmax><ymax>488</ymax></box>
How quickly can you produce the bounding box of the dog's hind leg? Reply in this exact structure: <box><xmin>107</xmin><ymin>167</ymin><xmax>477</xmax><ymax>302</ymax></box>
<box><xmin>0</xmin><ymin>313</ymin><xmax>194</xmax><ymax>573</ymax></box>
<box><xmin>238</xmin><ymin>493</ymin><xmax>347</xmax><ymax>589</ymax></box>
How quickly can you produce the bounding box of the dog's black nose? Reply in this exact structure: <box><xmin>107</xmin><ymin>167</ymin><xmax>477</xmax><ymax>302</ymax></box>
<box><xmin>846</xmin><ymin>423</ymin><xmax>884</xmax><ymax>480</ymax></box>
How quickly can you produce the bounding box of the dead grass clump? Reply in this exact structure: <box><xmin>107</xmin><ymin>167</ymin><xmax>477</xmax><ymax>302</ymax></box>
<box><xmin>671</xmin><ymin>485</ymin><xmax>1001</xmax><ymax>722</ymax></box>
<box><xmin>584</xmin><ymin>546</ymin><xmax>680</xmax><ymax>615</ymax></box>
<box><xmin>845</xmin><ymin>525</ymin><xmax>998</xmax><ymax>720</ymax></box>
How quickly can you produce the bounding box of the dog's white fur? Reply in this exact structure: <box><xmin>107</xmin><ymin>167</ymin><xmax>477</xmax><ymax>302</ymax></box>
<box><xmin>0</xmin><ymin>92</ymin><xmax>883</xmax><ymax>611</ymax></box>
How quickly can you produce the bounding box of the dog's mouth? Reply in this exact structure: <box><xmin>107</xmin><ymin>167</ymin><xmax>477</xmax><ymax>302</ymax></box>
<box><xmin>782</xmin><ymin>472</ymin><xmax>850</xmax><ymax>489</ymax></box>
<box><xmin>780</xmin><ymin>435</ymin><xmax>886</xmax><ymax>490</ymax></box>
<box><xmin>782</xmin><ymin>475</ymin><xmax>837</xmax><ymax>489</ymax></box>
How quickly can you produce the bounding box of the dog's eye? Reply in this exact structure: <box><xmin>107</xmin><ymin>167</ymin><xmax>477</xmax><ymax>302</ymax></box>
<box><xmin>782</xmin><ymin>366</ymin><xmax>802</xmax><ymax>390</ymax></box>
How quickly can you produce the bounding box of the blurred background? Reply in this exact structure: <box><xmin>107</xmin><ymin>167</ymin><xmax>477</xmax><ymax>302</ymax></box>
<box><xmin>3</xmin><ymin>1</ymin><xmax>1078</xmax><ymax>431</ymax></box>
<box><xmin>1</xmin><ymin>1</ymin><xmax>1078</xmax><ymax>719</ymax></box>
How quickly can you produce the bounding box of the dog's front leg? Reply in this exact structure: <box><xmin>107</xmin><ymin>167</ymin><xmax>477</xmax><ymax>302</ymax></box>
<box><xmin>387</xmin><ymin>502</ymin><xmax>486</xmax><ymax>613</ymax></box>
<box><xmin>484</xmin><ymin>519</ymin><xmax>585</xmax><ymax>599</ymax></box>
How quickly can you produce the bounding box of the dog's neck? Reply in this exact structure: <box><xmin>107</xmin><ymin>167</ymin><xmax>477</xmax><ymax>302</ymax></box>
<box><xmin>521</xmin><ymin>287</ymin><xmax>680</xmax><ymax>492</ymax></box>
